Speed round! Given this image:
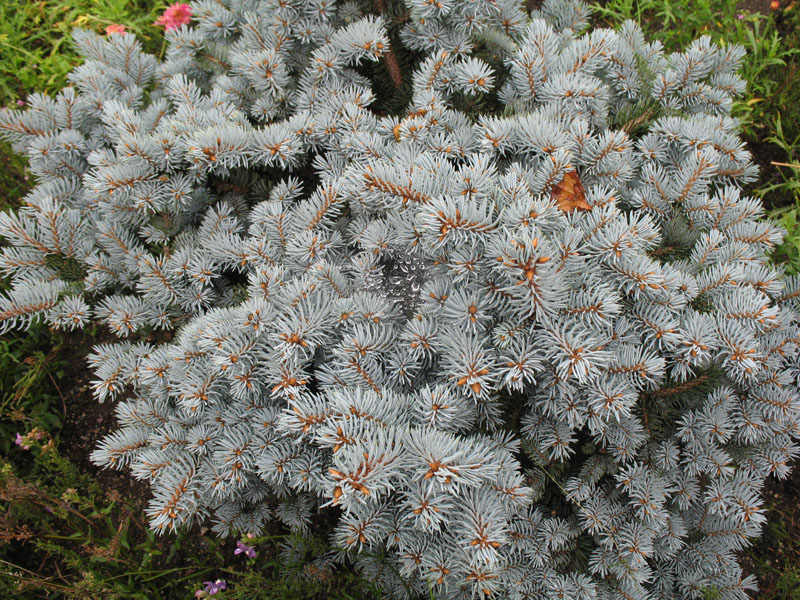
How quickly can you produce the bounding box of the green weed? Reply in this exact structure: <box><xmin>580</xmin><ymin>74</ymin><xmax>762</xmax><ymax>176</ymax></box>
<box><xmin>759</xmin><ymin>114</ymin><xmax>800</xmax><ymax>273</ymax></box>
<box><xmin>592</xmin><ymin>0</ymin><xmax>741</xmax><ymax>50</ymax></box>
<box><xmin>0</xmin><ymin>0</ymin><xmax>164</xmax><ymax>106</ymax></box>
<box><xmin>0</xmin><ymin>323</ymin><xmax>63</xmax><ymax>455</ymax></box>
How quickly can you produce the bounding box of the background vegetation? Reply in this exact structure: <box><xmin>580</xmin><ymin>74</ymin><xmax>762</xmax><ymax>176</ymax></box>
<box><xmin>0</xmin><ymin>0</ymin><xmax>798</xmax><ymax>597</ymax></box>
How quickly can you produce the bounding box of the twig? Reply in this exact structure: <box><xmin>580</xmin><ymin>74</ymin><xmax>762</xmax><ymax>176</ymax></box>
<box><xmin>621</xmin><ymin>107</ymin><xmax>655</xmax><ymax>135</ymax></box>
<box><xmin>35</xmin><ymin>554</ymin><xmax>48</xmax><ymax>578</ymax></box>
<box><xmin>47</xmin><ymin>371</ymin><xmax>67</xmax><ymax>418</ymax></box>
<box><xmin>0</xmin><ymin>559</ymin><xmax>73</xmax><ymax>592</ymax></box>
<box><xmin>53</xmin><ymin>558</ymin><xmax>68</xmax><ymax>585</ymax></box>
<box><xmin>384</xmin><ymin>49</ymin><xmax>403</xmax><ymax>90</ymax></box>
<box><xmin>649</xmin><ymin>375</ymin><xmax>709</xmax><ymax>397</ymax></box>
<box><xmin>37</xmin><ymin>496</ymin><xmax>96</xmax><ymax>527</ymax></box>
<box><xmin>771</xmin><ymin>161</ymin><xmax>800</xmax><ymax>169</ymax></box>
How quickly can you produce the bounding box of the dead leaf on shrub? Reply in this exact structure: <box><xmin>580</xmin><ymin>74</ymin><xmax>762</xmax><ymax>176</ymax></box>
<box><xmin>551</xmin><ymin>170</ymin><xmax>590</xmax><ymax>213</ymax></box>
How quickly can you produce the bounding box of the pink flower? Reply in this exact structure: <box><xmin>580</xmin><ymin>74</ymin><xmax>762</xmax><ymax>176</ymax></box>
<box><xmin>155</xmin><ymin>2</ymin><xmax>192</xmax><ymax>30</ymax></box>
<box><xmin>14</xmin><ymin>433</ymin><xmax>30</xmax><ymax>450</ymax></box>
<box><xmin>105</xmin><ymin>24</ymin><xmax>127</xmax><ymax>35</ymax></box>
<box><xmin>16</xmin><ymin>99</ymin><xmax>25</xmax><ymax>107</ymax></box>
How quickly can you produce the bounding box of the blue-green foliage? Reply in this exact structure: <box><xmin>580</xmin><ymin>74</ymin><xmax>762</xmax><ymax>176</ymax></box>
<box><xmin>0</xmin><ymin>1</ymin><xmax>798</xmax><ymax>598</ymax></box>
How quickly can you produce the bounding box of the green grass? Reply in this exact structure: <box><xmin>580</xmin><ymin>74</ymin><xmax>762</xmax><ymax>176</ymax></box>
<box><xmin>760</xmin><ymin>113</ymin><xmax>800</xmax><ymax>273</ymax></box>
<box><xmin>0</xmin><ymin>0</ymin><xmax>164</xmax><ymax>106</ymax></box>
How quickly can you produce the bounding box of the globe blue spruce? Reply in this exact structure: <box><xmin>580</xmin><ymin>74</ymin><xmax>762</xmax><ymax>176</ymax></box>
<box><xmin>1</xmin><ymin>0</ymin><xmax>798</xmax><ymax>598</ymax></box>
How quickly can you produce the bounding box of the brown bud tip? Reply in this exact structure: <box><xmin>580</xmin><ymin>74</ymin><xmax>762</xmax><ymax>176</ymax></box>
<box><xmin>384</xmin><ymin>49</ymin><xmax>403</xmax><ymax>91</ymax></box>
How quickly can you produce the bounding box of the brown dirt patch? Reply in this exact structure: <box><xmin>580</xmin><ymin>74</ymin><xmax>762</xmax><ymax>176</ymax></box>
<box><xmin>54</xmin><ymin>329</ymin><xmax>153</xmax><ymax>507</ymax></box>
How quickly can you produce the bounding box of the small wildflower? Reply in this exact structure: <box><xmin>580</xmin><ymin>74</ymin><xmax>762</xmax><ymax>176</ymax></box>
<box><xmin>234</xmin><ymin>540</ymin><xmax>256</xmax><ymax>558</ymax></box>
<box><xmin>61</xmin><ymin>488</ymin><xmax>79</xmax><ymax>504</ymax></box>
<box><xmin>105</xmin><ymin>24</ymin><xmax>127</xmax><ymax>35</ymax></box>
<box><xmin>14</xmin><ymin>433</ymin><xmax>30</xmax><ymax>450</ymax></box>
<box><xmin>203</xmin><ymin>579</ymin><xmax>227</xmax><ymax>595</ymax></box>
<box><xmin>246</xmin><ymin>532</ymin><xmax>255</xmax><ymax>539</ymax></box>
<box><xmin>194</xmin><ymin>590</ymin><xmax>206</xmax><ymax>599</ymax></box>
<box><xmin>155</xmin><ymin>2</ymin><xmax>192</xmax><ymax>30</ymax></box>
<box><xmin>16</xmin><ymin>99</ymin><xmax>25</xmax><ymax>107</ymax></box>
<box><xmin>771</xmin><ymin>0</ymin><xmax>780</xmax><ymax>8</ymax></box>
<box><xmin>737</xmin><ymin>13</ymin><xmax>745</xmax><ymax>19</ymax></box>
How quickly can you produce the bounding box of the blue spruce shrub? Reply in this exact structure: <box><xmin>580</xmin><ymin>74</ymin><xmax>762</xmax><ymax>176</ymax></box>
<box><xmin>1</xmin><ymin>0</ymin><xmax>798</xmax><ymax>598</ymax></box>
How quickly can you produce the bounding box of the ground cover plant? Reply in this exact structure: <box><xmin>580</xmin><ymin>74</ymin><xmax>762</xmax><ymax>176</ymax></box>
<box><xmin>1</xmin><ymin>0</ymin><xmax>800</xmax><ymax>598</ymax></box>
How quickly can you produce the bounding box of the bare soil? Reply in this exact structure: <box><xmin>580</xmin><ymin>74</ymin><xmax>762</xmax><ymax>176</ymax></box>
<box><xmin>55</xmin><ymin>329</ymin><xmax>153</xmax><ymax>508</ymax></box>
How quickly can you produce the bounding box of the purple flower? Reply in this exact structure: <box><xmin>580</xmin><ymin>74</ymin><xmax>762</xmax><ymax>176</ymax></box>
<box><xmin>234</xmin><ymin>540</ymin><xmax>256</xmax><ymax>558</ymax></box>
<box><xmin>16</xmin><ymin>99</ymin><xmax>25</xmax><ymax>107</ymax></box>
<box><xmin>737</xmin><ymin>13</ymin><xmax>745</xmax><ymax>19</ymax></box>
<box><xmin>203</xmin><ymin>579</ymin><xmax>227</xmax><ymax>595</ymax></box>
<box><xmin>14</xmin><ymin>433</ymin><xmax>30</xmax><ymax>450</ymax></box>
